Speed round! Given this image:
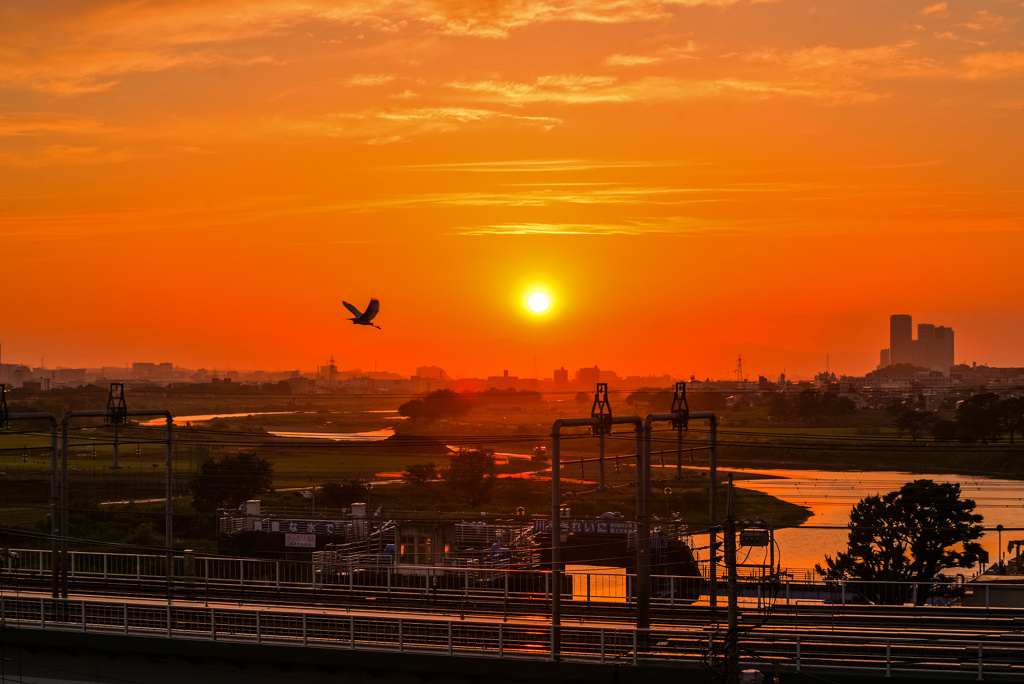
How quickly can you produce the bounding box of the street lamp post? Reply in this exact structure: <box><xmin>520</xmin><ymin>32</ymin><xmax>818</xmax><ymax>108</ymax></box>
<box><xmin>997</xmin><ymin>524</ymin><xmax>1004</xmax><ymax>571</ymax></box>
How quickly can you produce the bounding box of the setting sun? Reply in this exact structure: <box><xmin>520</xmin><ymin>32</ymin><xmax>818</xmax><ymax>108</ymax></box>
<box><xmin>527</xmin><ymin>292</ymin><xmax>550</xmax><ymax>314</ymax></box>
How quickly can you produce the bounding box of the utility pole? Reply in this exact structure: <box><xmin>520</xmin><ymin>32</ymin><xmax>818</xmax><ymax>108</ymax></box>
<box><xmin>670</xmin><ymin>382</ymin><xmax>689</xmax><ymax>480</ymax></box>
<box><xmin>725</xmin><ymin>473</ymin><xmax>740</xmax><ymax>684</ymax></box>
<box><xmin>107</xmin><ymin>383</ymin><xmax>126</xmax><ymax>469</ymax></box>
<box><xmin>591</xmin><ymin>383</ymin><xmax>612</xmax><ymax>490</ymax></box>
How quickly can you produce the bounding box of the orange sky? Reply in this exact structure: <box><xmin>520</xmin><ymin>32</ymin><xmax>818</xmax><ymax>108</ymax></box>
<box><xmin>2</xmin><ymin>0</ymin><xmax>1023</xmax><ymax>380</ymax></box>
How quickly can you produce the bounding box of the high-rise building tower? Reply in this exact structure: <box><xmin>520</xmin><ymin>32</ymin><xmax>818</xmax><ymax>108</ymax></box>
<box><xmin>881</xmin><ymin>314</ymin><xmax>954</xmax><ymax>372</ymax></box>
<box><xmin>890</xmin><ymin>314</ymin><xmax>913</xmax><ymax>365</ymax></box>
<box><xmin>934</xmin><ymin>326</ymin><xmax>955</xmax><ymax>368</ymax></box>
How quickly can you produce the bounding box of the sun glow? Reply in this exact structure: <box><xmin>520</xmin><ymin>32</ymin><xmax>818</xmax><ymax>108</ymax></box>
<box><xmin>527</xmin><ymin>292</ymin><xmax>550</xmax><ymax>313</ymax></box>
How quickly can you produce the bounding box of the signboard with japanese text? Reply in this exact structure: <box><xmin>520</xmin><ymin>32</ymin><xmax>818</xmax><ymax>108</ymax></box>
<box><xmin>534</xmin><ymin>518</ymin><xmax>633</xmax><ymax>535</ymax></box>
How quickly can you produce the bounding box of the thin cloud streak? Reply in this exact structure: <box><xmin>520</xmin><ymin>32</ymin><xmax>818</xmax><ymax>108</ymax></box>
<box><xmin>446</xmin><ymin>73</ymin><xmax>889</xmax><ymax>106</ymax></box>
<box><xmin>389</xmin><ymin>159</ymin><xmax>708</xmax><ymax>172</ymax></box>
<box><xmin>457</xmin><ymin>218</ymin><xmax>732</xmax><ymax>236</ymax></box>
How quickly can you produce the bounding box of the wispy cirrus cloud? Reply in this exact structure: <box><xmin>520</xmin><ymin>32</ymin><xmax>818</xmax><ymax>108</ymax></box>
<box><xmin>366</xmin><ymin>186</ymin><xmax>703</xmax><ymax>208</ymax></box>
<box><xmin>348</xmin><ymin>181</ymin><xmax>838</xmax><ymax>211</ymax></box>
<box><xmin>0</xmin><ymin>105</ymin><xmax>560</xmax><ymax>163</ymax></box>
<box><xmin>447</xmin><ymin>73</ymin><xmax>884</xmax><ymax>106</ymax></box>
<box><xmin>961</xmin><ymin>51</ymin><xmax>1024</xmax><ymax>78</ymax></box>
<box><xmin>0</xmin><ymin>0</ymin><xmax>764</xmax><ymax>94</ymax></box>
<box><xmin>347</xmin><ymin>74</ymin><xmax>398</xmax><ymax>86</ymax></box>
<box><xmin>919</xmin><ymin>3</ymin><xmax>949</xmax><ymax>18</ymax></box>
<box><xmin>0</xmin><ymin>113</ymin><xmax>107</xmax><ymax>136</ymax></box>
<box><xmin>258</xmin><ymin>106</ymin><xmax>561</xmax><ymax>144</ymax></box>
<box><xmin>456</xmin><ymin>216</ymin><xmax>727</xmax><ymax>235</ymax></box>
<box><xmin>605</xmin><ymin>43</ymin><xmax>700</xmax><ymax>66</ymax></box>
<box><xmin>0</xmin><ymin>145</ymin><xmax>139</xmax><ymax>167</ymax></box>
<box><xmin>391</xmin><ymin>159</ymin><xmax>706</xmax><ymax>172</ymax></box>
<box><xmin>960</xmin><ymin>10</ymin><xmax>1015</xmax><ymax>31</ymax></box>
<box><xmin>416</xmin><ymin>0</ymin><xmax>769</xmax><ymax>38</ymax></box>
<box><xmin>742</xmin><ymin>41</ymin><xmax>939</xmax><ymax>78</ymax></box>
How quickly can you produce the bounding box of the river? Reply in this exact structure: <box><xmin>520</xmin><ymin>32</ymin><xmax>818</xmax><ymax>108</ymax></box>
<box><xmin>681</xmin><ymin>466</ymin><xmax>1024</xmax><ymax>577</ymax></box>
<box><xmin>140</xmin><ymin>412</ymin><xmax>397</xmax><ymax>440</ymax></box>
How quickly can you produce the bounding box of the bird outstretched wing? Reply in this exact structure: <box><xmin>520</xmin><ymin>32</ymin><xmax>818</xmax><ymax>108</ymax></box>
<box><xmin>364</xmin><ymin>298</ymin><xmax>380</xmax><ymax>321</ymax></box>
<box><xmin>342</xmin><ymin>301</ymin><xmax>363</xmax><ymax>318</ymax></box>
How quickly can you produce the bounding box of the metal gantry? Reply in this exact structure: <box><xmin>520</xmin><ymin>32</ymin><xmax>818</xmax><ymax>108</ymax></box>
<box><xmin>0</xmin><ymin>385</ymin><xmax>61</xmax><ymax>597</ymax></box>
<box><xmin>57</xmin><ymin>404</ymin><xmax>174</xmax><ymax>597</ymax></box>
<box><xmin>0</xmin><ymin>384</ymin><xmax>175</xmax><ymax>598</ymax></box>
<box><xmin>590</xmin><ymin>382</ymin><xmax>612</xmax><ymax>489</ymax></box>
<box><xmin>549</xmin><ymin>383</ymin><xmax>719</xmax><ymax>658</ymax></box>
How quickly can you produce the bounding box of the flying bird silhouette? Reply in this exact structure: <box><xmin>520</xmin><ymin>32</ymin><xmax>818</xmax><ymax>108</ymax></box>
<box><xmin>343</xmin><ymin>298</ymin><xmax>381</xmax><ymax>329</ymax></box>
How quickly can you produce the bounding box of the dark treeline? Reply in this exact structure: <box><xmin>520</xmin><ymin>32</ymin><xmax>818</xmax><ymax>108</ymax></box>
<box><xmin>766</xmin><ymin>390</ymin><xmax>858</xmax><ymax>426</ymax></box>
<box><xmin>398</xmin><ymin>388</ymin><xmax>543</xmax><ymax>419</ymax></box>
<box><xmin>895</xmin><ymin>393</ymin><xmax>1024</xmax><ymax>444</ymax></box>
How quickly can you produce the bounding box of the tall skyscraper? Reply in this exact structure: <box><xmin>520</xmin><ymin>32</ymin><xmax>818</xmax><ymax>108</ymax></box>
<box><xmin>934</xmin><ymin>326</ymin><xmax>954</xmax><ymax>368</ymax></box>
<box><xmin>880</xmin><ymin>315</ymin><xmax>954</xmax><ymax>371</ymax></box>
<box><xmin>889</xmin><ymin>314</ymin><xmax>913</xmax><ymax>366</ymax></box>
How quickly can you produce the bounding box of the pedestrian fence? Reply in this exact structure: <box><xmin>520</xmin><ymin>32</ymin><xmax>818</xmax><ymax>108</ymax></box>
<box><xmin>2</xmin><ymin>594</ymin><xmax>1024</xmax><ymax>680</ymax></box>
<box><xmin>0</xmin><ymin>548</ymin><xmax>1005</xmax><ymax>609</ymax></box>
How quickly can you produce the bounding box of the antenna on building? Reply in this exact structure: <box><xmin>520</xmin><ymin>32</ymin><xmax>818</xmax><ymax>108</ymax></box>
<box><xmin>532</xmin><ymin>355</ymin><xmax>538</xmax><ymax>379</ymax></box>
<box><xmin>825</xmin><ymin>355</ymin><xmax>831</xmax><ymax>375</ymax></box>
<box><xmin>735</xmin><ymin>354</ymin><xmax>743</xmax><ymax>382</ymax></box>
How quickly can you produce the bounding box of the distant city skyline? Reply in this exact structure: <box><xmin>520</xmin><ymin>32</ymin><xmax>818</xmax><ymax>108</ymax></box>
<box><xmin>2</xmin><ymin>311</ymin><xmax>1021</xmax><ymax>386</ymax></box>
<box><xmin>880</xmin><ymin>314</ymin><xmax>955</xmax><ymax>372</ymax></box>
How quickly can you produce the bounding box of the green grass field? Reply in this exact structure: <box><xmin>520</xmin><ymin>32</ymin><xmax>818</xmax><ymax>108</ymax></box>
<box><xmin>4</xmin><ymin>393</ymin><xmax>1019</xmax><ymax>554</ymax></box>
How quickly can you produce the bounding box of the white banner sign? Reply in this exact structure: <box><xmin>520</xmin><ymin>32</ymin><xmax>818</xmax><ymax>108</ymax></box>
<box><xmin>285</xmin><ymin>533</ymin><xmax>316</xmax><ymax>548</ymax></box>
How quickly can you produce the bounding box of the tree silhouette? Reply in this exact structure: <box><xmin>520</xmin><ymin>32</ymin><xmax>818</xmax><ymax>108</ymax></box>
<box><xmin>1000</xmin><ymin>397</ymin><xmax>1024</xmax><ymax>445</ymax></box>
<box><xmin>398</xmin><ymin>389</ymin><xmax>473</xmax><ymax>419</ymax></box>
<box><xmin>816</xmin><ymin>479</ymin><xmax>984</xmax><ymax>604</ymax></box>
<box><xmin>442</xmin><ymin>449</ymin><xmax>496</xmax><ymax>505</ymax></box>
<box><xmin>402</xmin><ymin>462</ymin><xmax>439</xmax><ymax>485</ymax></box>
<box><xmin>191</xmin><ymin>453</ymin><xmax>274</xmax><ymax>513</ymax></box>
<box><xmin>956</xmin><ymin>393</ymin><xmax>1002</xmax><ymax>443</ymax></box>
<box><xmin>894</xmin><ymin>409</ymin><xmax>936</xmax><ymax>441</ymax></box>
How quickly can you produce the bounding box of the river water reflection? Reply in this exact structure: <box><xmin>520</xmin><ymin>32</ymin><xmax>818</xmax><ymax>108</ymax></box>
<box><xmin>140</xmin><ymin>412</ymin><xmax>397</xmax><ymax>440</ymax></box>
<box><xmin>702</xmin><ymin>467</ymin><xmax>1024</xmax><ymax>577</ymax></box>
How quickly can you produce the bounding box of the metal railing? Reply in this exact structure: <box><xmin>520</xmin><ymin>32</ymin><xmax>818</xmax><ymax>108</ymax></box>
<box><xmin>2</xmin><ymin>594</ymin><xmax>1024</xmax><ymax>679</ymax></box>
<box><xmin>0</xmin><ymin>548</ymin><xmax>1010</xmax><ymax>609</ymax></box>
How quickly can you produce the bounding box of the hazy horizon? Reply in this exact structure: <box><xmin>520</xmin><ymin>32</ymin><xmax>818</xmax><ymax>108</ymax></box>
<box><xmin>1</xmin><ymin>333</ymin><xmax>1018</xmax><ymax>383</ymax></box>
